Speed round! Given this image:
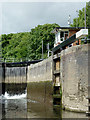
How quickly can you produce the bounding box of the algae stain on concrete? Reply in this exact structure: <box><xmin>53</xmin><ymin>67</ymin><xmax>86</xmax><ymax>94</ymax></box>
<box><xmin>27</xmin><ymin>81</ymin><xmax>53</xmax><ymax>104</ymax></box>
<box><xmin>27</xmin><ymin>81</ymin><xmax>62</xmax><ymax>118</ymax></box>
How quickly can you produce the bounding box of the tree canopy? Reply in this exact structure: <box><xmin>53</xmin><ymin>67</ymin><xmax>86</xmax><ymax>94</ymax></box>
<box><xmin>70</xmin><ymin>2</ymin><xmax>90</xmax><ymax>28</ymax></box>
<box><xmin>1</xmin><ymin>23</ymin><xmax>60</xmax><ymax>61</ymax></box>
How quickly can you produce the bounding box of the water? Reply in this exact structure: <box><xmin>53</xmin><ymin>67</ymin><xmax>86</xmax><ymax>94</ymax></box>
<box><xmin>0</xmin><ymin>90</ymin><xmax>88</xmax><ymax>119</ymax></box>
<box><xmin>1</xmin><ymin>90</ymin><xmax>27</xmax><ymax>118</ymax></box>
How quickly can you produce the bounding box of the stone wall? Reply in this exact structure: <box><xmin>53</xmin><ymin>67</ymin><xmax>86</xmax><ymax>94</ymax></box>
<box><xmin>60</xmin><ymin>44</ymin><xmax>89</xmax><ymax>112</ymax></box>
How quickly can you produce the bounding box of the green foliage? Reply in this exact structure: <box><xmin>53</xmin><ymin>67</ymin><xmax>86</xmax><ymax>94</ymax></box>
<box><xmin>1</xmin><ymin>32</ymin><xmax>29</xmax><ymax>61</ymax></box>
<box><xmin>70</xmin><ymin>2</ymin><xmax>89</xmax><ymax>28</ymax></box>
<box><xmin>27</xmin><ymin>23</ymin><xmax>60</xmax><ymax>60</ymax></box>
<box><xmin>1</xmin><ymin>23</ymin><xmax>60</xmax><ymax>61</ymax></box>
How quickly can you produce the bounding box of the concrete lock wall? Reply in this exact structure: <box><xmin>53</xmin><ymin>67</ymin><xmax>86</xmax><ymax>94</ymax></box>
<box><xmin>27</xmin><ymin>56</ymin><xmax>53</xmax><ymax>106</ymax></box>
<box><xmin>27</xmin><ymin>56</ymin><xmax>52</xmax><ymax>83</ymax></box>
<box><xmin>60</xmin><ymin>44</ymin><xmax>89</xmax><ymax>112</ymax></box>
<box><xmin>5</xmin><ymin>67</ymin><xmax>27</xmax><ymax>84</ymax></box>
<box><xmin>27</xmin><ymin>44</ymin><xmax>89</xmax><ymax>112</ymax></box>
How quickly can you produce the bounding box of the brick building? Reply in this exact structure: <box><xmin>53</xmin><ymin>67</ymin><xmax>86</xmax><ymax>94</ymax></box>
<box><xmin>52</xmin><ymin>27</ymin><xmax>86</xmax><ymax>47</ymax></box>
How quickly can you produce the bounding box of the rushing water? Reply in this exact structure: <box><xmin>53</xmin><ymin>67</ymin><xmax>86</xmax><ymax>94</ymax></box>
<box><xmin>0</xmin><ymin>89</ymin><xmax>88</xmax><ymax>119</ymax></box>
<box><xmin>1</xmin><ymin>90</ymin><xmax>27</xmax><ymax>119</ymax></box>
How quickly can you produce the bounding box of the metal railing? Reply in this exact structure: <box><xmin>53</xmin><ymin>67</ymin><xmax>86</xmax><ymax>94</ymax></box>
<box><xmin>0</xmin><ymin>57</ymin><xmax>31</xmax><ymax>63</ymax></box>
<box><xmin>1</xmin><ymin>58</ymin><xmax>43</xmax><ymax>67</ymax></box>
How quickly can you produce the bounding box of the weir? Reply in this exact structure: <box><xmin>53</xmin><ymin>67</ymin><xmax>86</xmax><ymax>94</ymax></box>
<box><xmin>1</xmin><ymin>60</ymin><xmax>42</xmax><ymax>95</ymax></box>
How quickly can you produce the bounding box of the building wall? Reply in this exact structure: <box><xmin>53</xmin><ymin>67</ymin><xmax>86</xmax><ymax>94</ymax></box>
<box><xmin>69</xmin><ymin>30</ymin><xmax>78</xmax><ymax>37</ymax></box>
<box><xmin>69</xmin><ymin>29</ymin><xmax>81</xmax><ymax>46</ymax></box>
<box><xmin>60</xmin><ymin>44</ymin><xmax>89</xmax><ymax>112</ymax></box>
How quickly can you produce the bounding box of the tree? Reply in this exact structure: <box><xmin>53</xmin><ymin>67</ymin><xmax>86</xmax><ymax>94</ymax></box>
<box><xmin>1</xmin><ymin>23</ymin><xmax>60</xmax><ymax>61</ymax></box>
<box><xmin>70</xmin><ymin>2</ymin><xmax>89</xmax><ymax>28</ymax></box>
<box><xmin>27</xmin><ymin>23</ymin><xmax>60</xmax><ymax>60</ymax></box>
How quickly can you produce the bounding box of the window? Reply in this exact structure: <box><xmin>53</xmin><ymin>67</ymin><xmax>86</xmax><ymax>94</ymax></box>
<box><xmin>60</xmin><ymin>31</ymin><xmax>69</xmax><ymax>42</ymax></box>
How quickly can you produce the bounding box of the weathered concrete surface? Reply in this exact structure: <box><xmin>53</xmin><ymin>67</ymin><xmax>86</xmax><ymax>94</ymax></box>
<box><xmin>27</xmin><ymin>57</ymin><xmax>53</xmax><ymax>106</ymax></box>
<box><xmin>27</xmin><ymin>56</ymin><xmax>52</xmax><ymax>83</ymax></box>
<box><xmin>27</xmin><ymin>81</ymin><xmax>53</xmax><ymax>104</ymax></box>
<box><xmin>60</xmin><ymin>44</ymin><xmax>89</xmax><ymax>112</ymax></box>
<box><xmin>27</xmin><ymin>82</ymin><xmax>62</xmax><ymax>118</ymax></box>
<box><xmin>5</xmin><ymin>67</ymin><xmax>27</xmax><ymax>83</ymax></box>
<box><xmin>27</xmin><ymin>45</ymin><xmax>89</xmax><ymax>112</ymax></box>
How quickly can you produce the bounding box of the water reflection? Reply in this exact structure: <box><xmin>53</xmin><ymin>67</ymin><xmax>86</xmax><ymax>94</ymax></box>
<box><xmin>27</xmin><ymin>100</ymin><xmax>62</xmax><ymax>118</ymax></box>
<box><xmin>62</xmin><ymin>110</ymin><xmax>87</xmax><ymax>118</ymax></box>
<box><xmin>1</xmin><ymin>92</ymin><xmax>62</xmax><ymax>119</ymax></box>
<box><xmin>1</xmin><ymin>91</ymin><xmax>27</xmax><ymax>119</ymax></box>
<box><xmin>0</xmin><ymin>89</ymin><xmax>88</xmax><ymax>119</ymax></box>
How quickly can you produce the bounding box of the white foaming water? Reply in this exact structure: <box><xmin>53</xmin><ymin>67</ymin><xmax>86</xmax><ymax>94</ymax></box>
<box><xmin>0</xmin><ymin>94</ymin><xmax>4</xmax><ymax>99</ymax></box>
<box><xmin>3</xmin><ymin>92</ymin><xmax>27</xmax><ymax>99</ymax></box>
<box><xmin>1</xmin><ymin>89</ymin><xmax>27</xmax><ymax>99</ymax></box>
<box><xmin>27</xmin><ymin>99</ymin><xmax>38</xmax><ymax>103</ymax></box>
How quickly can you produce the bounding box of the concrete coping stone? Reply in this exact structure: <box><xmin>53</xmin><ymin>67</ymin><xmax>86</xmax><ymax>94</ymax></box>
<box><xmin>28</xmin><ymin>56</ymin><xmax>52</xmax><ymax>69</ymax></box>
<box><xmin>61</xmin><ymin>44</ymin><xmax>89</xmax><ymax>57</ymax></box>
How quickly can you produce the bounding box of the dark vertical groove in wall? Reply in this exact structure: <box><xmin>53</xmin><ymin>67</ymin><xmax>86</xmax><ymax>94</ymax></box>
<box><xmin>88</xmin><ymin>2</ymin><xmax>90</xmax><ymax>110</ymax></box>
<box><xmin>2</xmin><ymin>63</ymin><xmax>5</xmax><ymax>82</ymax></box>
<box><xmin>0</xmin><ymin>62</ymin><xmax>2</xmax><ymax>120</ymax></box>
<box><xmin>0</xmin><ymin>63</ymin><xmax>2</xmax><ymax>96</ymax></box>
<box><xmin>44</xmin><ymin>82</ymin><xmax>46</xmax><ymax>103</ymax></box>
<box><xmin>2</xmin><ymin>63</ymin><xmax>5</xmax><ymax>95</ymax></box>
<box><xmin>88</xmin><ymin>47</ymin><xmax>90</xmax><ymax>98</ymax></box>
<box><xmin>88</xmin><ymin>2</ymin><xmax>90</xmax><ymax>38</ymax></box>
<box><xmin>26</xmin><ymin>66</ymin><xmax>28</xmax><ymax>88</ymax></box>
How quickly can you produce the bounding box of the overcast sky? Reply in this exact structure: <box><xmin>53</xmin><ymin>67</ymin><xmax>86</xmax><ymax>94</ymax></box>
<box><xmin>0</xmin><ymin>0</ymin><xmax>89</xmax><ymax>35</ymax></box>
